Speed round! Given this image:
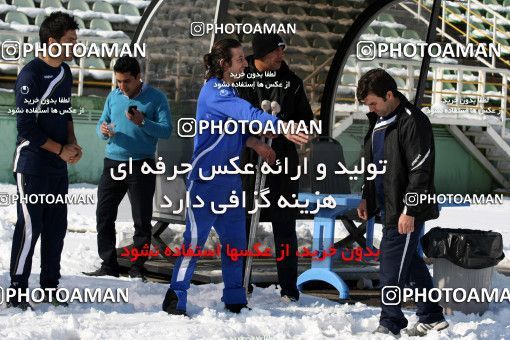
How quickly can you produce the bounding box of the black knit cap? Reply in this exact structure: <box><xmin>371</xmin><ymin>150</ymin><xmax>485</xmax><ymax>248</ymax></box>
<box><xmin>252</xmin><ymin>33</ymin><xmax>286</xmax><ymax>59</ymax></box>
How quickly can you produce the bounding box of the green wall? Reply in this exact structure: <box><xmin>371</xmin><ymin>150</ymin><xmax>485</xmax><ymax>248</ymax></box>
<box><xmin>0</xmin><ymin>90</ymin><xmax>107</xmax><ymax>184</ymax></box>
<box><xmin>433</xmin><ymin>127</ymin><xmax>493</xmax><ymax>194</ymax></box>
<box><xmin>68</xmin><ymin>121</ymin><xmax>107</xmax><ymax>184</ymax></box>
<box><xmin>0</xmin><ymin>99</ymin><xmax>196</xmax><ymax>185</ymax></box>
<box><xmin>337</xmin><ymin>122</ymin><xmax>496</xmax><ymax>194</ymax></box>
<box><xmin>1</xmin><ymin>117</ymin><xmax>106</xmax><ymax>184</ymax></box>
<box><xmin>0</xmin><ymin>117</ymin><xmax>18</xmax><ymax>183</ymax></box>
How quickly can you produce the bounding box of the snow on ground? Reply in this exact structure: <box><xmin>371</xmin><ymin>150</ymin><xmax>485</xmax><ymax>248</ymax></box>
<box><xmin>0</xmin><ymin>183</ymin><xmax>509</xmax><ymax>339</ymax></box>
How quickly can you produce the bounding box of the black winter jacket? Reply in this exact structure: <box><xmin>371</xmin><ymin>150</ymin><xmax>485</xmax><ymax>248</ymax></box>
<box><xmin>362</xmin><ymin>96</ymin><xmax>439</xmax><ymax>227</ymax></box>
<box><xmin>237</xmin><ymin>56</ymin><xmax>313</xmax><ymax>217</ymax></box>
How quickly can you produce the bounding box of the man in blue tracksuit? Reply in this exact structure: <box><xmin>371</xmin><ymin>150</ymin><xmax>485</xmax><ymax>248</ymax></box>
<box><xmin>162</xmin><ymin>39</ymin><xmax>308</xmax><ymax>315</ymax></box>
<box><xmin>10</xmin><ymin>12</ymin><xmax>81</xmax><ymax>310</ymax></box>
<box><xmin>356</xmin><ymin>69</ymin><xmax>447</xmax><ymax>337</ymax></box>
<box><xmin>84</xmin><ymin>57</ymin><xmax>171</xmax><ymax>280</ymax></box>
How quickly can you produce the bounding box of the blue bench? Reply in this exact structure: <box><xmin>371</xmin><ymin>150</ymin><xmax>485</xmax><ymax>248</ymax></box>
<box><xmin>296</xmin><ymin>192</ymin><xmax>468</xmax><ymax>299</ymax></box>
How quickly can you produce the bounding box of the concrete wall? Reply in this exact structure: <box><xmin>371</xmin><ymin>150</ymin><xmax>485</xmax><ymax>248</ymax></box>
<box><xmin>1</xmin><ymin>116</ymin><xmax>107</xmax><ymax>184</ymax></box>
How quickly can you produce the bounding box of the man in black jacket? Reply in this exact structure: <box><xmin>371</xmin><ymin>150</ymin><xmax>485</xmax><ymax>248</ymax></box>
<box><xmin>237</xmin><ymin>33</ymin><xmax>313</xmax><ymax>302</ymax></box>
<box><xmin>356</xmin><ymin>69</ymin><xmax>447</xmax><ymax>337</ymax></box>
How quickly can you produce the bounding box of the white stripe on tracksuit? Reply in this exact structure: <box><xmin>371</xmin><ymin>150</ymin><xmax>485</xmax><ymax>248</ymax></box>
<box><xmin>373</xmin><ymin>114</ymin><xmax>397</xmax><ymax>130</ymax></box>
<box><xmin>14</xmin><ymin>172</ymin><xmax>33</xmax><ymax>276</ymax></box>
<box><xmin>12</xmin><ymin>140</ymin><xmax>30</xmax><ymax>172</ymax></box>
<box><xmin>176</xmin><ymin>180</ymin><xmax>197</xmax><ymax>282</ymax></box>
<box><xmin>13</xmin><ymin>66</ymin><xmax>65</xmax><ymax>171</ymax></box>
<box><xmin>397</xmin><ymin>233</ymin><xmax>412</xmax><ymax>284</ymax></box>
<box><xmin>177</xmin><ymin>133</ymin><xmax>226</xmax><ymax>281</ymax></box>
<box><xmin>410</xmin><ymin>148</ymin><xmax>430</xmax><ymax>171</ymax></box>
<box><xmin>35</xmin><ymin>66</ymin><xmax>65</xmax><ymax>119</ymax></box>
<box><xmin>12</xmin><ymin>66</ymin><xmax>64</xmax><ymax>276</ymax></box>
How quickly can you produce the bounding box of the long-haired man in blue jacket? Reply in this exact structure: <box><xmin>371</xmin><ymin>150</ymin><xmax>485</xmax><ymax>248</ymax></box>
<box><xmin>162</xmin><ymin>39</ymin><xmax>308</xmax><ymax>315</ymax></box>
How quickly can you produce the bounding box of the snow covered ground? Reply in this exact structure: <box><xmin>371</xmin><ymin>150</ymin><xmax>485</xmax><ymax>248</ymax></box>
<box><xmin>0</xmin><ymin>183</ymin><xmax>509</xmax><ymax>339</ymax></box>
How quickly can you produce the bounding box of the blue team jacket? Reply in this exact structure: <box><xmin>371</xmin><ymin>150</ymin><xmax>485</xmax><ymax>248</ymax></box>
<box><xmin>187</xmin><ymin>77</ymin><xmax>279</xmax><ymax>185</ymax></box>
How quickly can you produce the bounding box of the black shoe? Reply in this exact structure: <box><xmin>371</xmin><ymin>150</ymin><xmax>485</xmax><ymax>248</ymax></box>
<box><xmin>162</xmin><ymin>289</ymin><xmax>186</xmax><ymax>316</ymax></box>
<box><xmin>6</xmin><ymin>300</ymin><xmax>33</xmax><ymax>311</ymax></box>
<box><xmin>6</xmin><ymin>286</ymin><xmax>33</xmax><ymax>311</ymax></box>
<box><xmin>40</xmin><ymin>288</ymin><xmax>69</xmax><ymax>307</ymax></box>
<box><xmin>246</xmin><ymin>283</ymin><xmax>254</xmax><ymax>297</ymax></box>
<box><xmin>7</xmin><ymin>301</ymin><xmax>34</xmax><ymax>311</ymax></box>
<box><xmin>225</xmin><ymin>303</ymin><xmax>250</xmax><ymax>313</ymax></box>
<box><xmin>83</xmin><ymin>267</ymin><xmax>119</xmax><ymax>277</ymax></box>
<box><xmin>128</xmin><ymin>266</ymin><xmax>147</xmax><ymax>282</ymax></box>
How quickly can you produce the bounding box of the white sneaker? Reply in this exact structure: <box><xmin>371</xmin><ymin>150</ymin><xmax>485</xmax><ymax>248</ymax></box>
<box><xmin>405</xmin><ymin>320</ymin><xmax>449</xmax><ymax>336</ymax></box>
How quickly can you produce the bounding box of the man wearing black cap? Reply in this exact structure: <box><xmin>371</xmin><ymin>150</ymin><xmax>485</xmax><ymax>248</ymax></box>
<box><xmin>238</xmin><ymin>33</ymin><xmax>313</xmax><ymax>302</ymax></box>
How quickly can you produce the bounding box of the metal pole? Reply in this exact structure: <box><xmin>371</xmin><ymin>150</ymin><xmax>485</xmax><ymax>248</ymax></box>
<box><xmin>493</xmin><ymin>15</ymin><xmax>497</xmax><ymax>68</ymax></box>
<box><xmin>466</xmin><ymin>0</ymin><xmax>471</xmax><ymax>46</ymax></box>
<box><xmin>415</xmin><ymin>0</ymin><xmax>442</xmax><ymax>107</ymax></box>
<box><xmin>243</xmin><ymin>101</ymin><xmax>276</xmax><ymax>297</ymax></box>
<box><xmin>441</xmin><ymin>1</ymin><xmax>445</xmax><ymax>35</ymax></box>
<box><xmin>243</xmin><ymin>141</ymin><xmax>266</xmax><ymax>294</ymax></box>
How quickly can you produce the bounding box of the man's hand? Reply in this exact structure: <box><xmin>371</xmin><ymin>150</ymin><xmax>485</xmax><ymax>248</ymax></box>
<box><xmin>282</xmin><ymin>122</ymin><xmax>309</xmax><ymax>145</ymax></box>
<box><xmin>398</xmin><ymin>214</ymin><xmax>415</xmax><ymax>234</ymax></box>
<box><xmin>68</xmin><ymin>144</ymin><xmax>83</xmax><ymax>164</ymax></box>
<box><xmin>246</xmin><ymin>136</ymin><xmax>276</xmax><ymax>165</ymax></box>
<box><xmin>357</xmin><ymin>199</ymin><xmax>368</xmax><ymax>220</ymax></box>
<box><xmin>261</xmin><ymin>132</ymin><xmax>278</xmax><ymax>139</ymax></box>
<box><xmin>126</xmin><ymin>108</ymin><xmax>144</xmax><ymax>126</ymax></box>
<box><xmin>254</xmin><ymin>143</ymin><xmax>276</xmax><ymax>165</ymax></box>
<box><xmin>100</xmin><ymin>122</ymin><xmax>115</xmax><ymax>137</ymax></box>
<box><xmin>59</xmin><ymin>144</ymin><xmax>82</xmax><ymax>163</ymax></box>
